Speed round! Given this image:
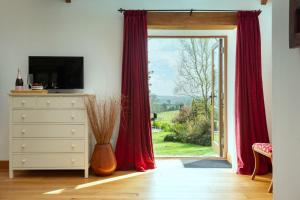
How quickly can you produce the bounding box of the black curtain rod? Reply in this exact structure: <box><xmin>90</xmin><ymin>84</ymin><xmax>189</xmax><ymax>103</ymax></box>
<box><xmin>118</xmin><ymin>8</ymin><xmax>261</xmax><ymax>13</ymax></box>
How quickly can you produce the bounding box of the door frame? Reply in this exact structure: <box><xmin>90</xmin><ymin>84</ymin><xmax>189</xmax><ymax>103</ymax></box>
<box><xmin>211</xmin><ymin>39</ymin><xmax>225</xmax><ymax>157</ymax></box>
<box><xmin>148</xmin><ymin>35</ymin><xmax>228</xmax><ymax>159</ymax></box>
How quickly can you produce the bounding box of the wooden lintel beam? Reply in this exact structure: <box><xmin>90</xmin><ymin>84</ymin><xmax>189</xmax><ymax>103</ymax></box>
<box><xmin>261</xmin><ymin>0</ymin><xmax>268</xmax><ymax>5</ymax></box>
<box><xmin>148</xmin><ymin>12</ymin><xmax>237</xmax><ymax>30</ymax></box>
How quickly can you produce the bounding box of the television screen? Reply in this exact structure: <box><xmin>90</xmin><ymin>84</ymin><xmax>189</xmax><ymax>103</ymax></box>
<box><xmin>29</xmin><ymin>56</ymin><xmax>84</xmax><ymax>89</ymax></box>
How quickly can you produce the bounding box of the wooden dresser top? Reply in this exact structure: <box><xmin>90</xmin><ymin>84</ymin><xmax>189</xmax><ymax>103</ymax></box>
<box><xmin>9</xmin><ymin>93</ymin><xmax>92</xmax><ymax>97</ymax></box>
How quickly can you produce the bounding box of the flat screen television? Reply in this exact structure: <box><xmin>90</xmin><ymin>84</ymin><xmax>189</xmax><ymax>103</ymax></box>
<box><xmin>29</xmin><ymin>56</ymin><xmax>84</xmax><ymax>90</ymax></box>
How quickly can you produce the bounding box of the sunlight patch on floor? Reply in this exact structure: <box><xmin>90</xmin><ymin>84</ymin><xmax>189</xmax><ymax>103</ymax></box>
<box><xmin>43</xmin><ymin>171</ymin><xmax>154</xmax><ymax>195</ymax></box>
<box><xmin>155</xmin><ymin>159</ymin><xmax>184</xmax><ymax>169</ymax></box>
<box><xmin>75</xmin><ymin>170</ymin><xmax>153</xmax><ymax>190</ymax></box>
<box><xmin>43</xmin><ymin>189</ymin><xmax>65</xmax><ymax>195</ymax></box>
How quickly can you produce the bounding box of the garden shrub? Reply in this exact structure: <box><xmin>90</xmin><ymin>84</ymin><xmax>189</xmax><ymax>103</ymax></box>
<box><xmin>164</xmin><ymin>117</ymin><xmax>211</xmax><ymax>146</ymax></box>
<box><xmin>164</xmin><ymin>132</ymin><xmax>186</xmax><ymax>143</ymax></box>
<box><xmin>153</xmin><ymin>121</ymin><xmax>162</xmax><ymax>129</ymax></box>
<box><xmin>153</xmin><ymin>121</ymin><xmax>173</xmax><ymax>132</ymax></box>
<box><xmin>172</xmin><ymin>105</ymin><xmax>191</xmax><ymax>124</ymax></box>
<box><xmin>160</xmin><ymin>122</ymin><xmax>173</xmax><ymax>132</ymax></box>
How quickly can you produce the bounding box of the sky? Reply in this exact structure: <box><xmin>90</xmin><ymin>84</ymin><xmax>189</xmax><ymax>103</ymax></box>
<box><xmin>148</xmin><ymin>38</ymin><xmax>219</xmax><ymax>97</ymax></box>
<box><xmin>148</xmin><ymin>38</ymin><xmax>181</xmax><ymax>96</ymax></box>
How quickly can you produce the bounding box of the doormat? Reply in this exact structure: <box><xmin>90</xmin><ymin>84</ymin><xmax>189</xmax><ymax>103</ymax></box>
<box><xmin>182</xmin><ymin>159</ymin><xmax>232</xmax><ymax>168</ymax></box>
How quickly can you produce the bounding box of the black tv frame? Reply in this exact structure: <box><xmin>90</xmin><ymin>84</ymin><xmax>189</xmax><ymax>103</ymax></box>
<box><xmin>28</xmin><ymin>56</ymin><xmax>84</xmax><ymax>91</ymax></box>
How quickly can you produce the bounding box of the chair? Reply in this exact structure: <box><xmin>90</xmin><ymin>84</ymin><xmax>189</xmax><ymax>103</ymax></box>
<box><xmin>251</xmin><ymin>143</ymin><xmax>273</xmax><ymax>193</ymax></box>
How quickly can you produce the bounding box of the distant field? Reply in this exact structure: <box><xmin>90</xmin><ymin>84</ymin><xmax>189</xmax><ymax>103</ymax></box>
<box><xmin>156</xmin><ymin>110</ymin><xmax>179</xmax><ymax>123</ymax></box>
<box><xmin>153</xmin><ymin>131</ymin><xmax>215</xmax><ymax>156</ymax></box>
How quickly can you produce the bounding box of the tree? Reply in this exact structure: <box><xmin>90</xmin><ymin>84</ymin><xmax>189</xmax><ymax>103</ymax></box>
<box><xmin>172</xmin><ymin>105</ymin><xmax>191</xmax><ymax>124</ymax></box>
<box><xmin>174</xmin><ymin>39</ymin><xmax>214</xmax><ymax>119</ymax></box>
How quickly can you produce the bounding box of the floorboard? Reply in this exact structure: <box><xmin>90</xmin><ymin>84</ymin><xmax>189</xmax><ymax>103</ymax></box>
<box><xmin>0</xmin><ymin>159</ymin><xmax>272</xmax><ymax>200</ymax></box>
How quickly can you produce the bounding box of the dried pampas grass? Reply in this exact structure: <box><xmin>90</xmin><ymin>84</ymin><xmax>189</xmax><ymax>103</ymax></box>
<box><xmin>85</xmin><ymin>96</ymin><xmax>120</xmax><ymax>145</ymax></box>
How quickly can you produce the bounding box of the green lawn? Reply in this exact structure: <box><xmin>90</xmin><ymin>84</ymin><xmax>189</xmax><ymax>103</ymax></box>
<box><xmin>156</xmin><ymin>110</ymin><xmax>179</xmax><ymax>123</ymax></box>
<box><xmin>153</xmin><ymin>110</ymin><xmax>215</xmax><ymax>156</ymax></box>
<box><xmin>153</xmin><ymin>131</ymin><xmax>216</xmax><ymax>156</ymax></box>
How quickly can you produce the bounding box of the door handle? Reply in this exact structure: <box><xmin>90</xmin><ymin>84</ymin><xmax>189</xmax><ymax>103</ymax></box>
<box><xmin>209</xmin><ymin>95</ymin><xmax>217</xmax><ymax>104</ymax></box>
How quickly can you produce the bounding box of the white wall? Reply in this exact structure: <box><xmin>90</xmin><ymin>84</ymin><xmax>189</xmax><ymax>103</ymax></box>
<box><xmin>0</xmin><ymin>0</ymin><xmax>271</xmax><ymax>161</ymax></box>
<box><xmin>260</xmin><ymin>3</ymin><xmax>273</xmax><ymax>140</ymax></box>
<box><xmin>273</xmin><ymin>0</ymin><xmax>300</xmax><ymax>199</ymax></box>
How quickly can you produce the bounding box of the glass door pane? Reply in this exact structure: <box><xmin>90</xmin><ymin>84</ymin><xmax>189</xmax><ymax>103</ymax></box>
<box><xmin>211</xmin><ymin>39</ymin><xmax>224</xmax><ymax>157</ymax></box>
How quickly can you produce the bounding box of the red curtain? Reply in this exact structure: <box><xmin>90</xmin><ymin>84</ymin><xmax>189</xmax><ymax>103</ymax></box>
<box><xmin>235</xmin><ymin>11</ymin><xmax>270</xmax><ymax>175</ymax></box>
<box><xmin>115</xmin><ymin>10</ymin><xmax>155</xmax><ymax>171</ymax></box>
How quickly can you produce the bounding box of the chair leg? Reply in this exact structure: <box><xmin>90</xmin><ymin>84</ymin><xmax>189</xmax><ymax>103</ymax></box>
<box><xmin>268</xmin><ymin>157</ymin><xmax>273</xmax><ymax>193</ymax></box>
<box><xmin>251</xmin><ymin>148</ymin><xmax>260</xmax><ymax>180</ymax></box>
<box><xmin>268</xmin><ymin>181</ymin><xmax>273</xmax><ymax>193</ymax></box>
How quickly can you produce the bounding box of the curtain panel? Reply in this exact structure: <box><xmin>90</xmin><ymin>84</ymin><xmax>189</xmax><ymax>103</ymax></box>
<box><xmin>235</xmin><ymin>11</ymin><xmax>270</xmax><ymax>175</ymax></box>
<box><xmin>115</xmin><ymin>10</ymin><xmax>156</xmax><ymax>171</ymax></box>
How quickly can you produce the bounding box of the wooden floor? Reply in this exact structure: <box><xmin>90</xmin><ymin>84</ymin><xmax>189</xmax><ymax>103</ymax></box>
<box><xmin>0</xmin><ymin>159</ymin><xmax>272</xmax><ymax>200</ymax></box>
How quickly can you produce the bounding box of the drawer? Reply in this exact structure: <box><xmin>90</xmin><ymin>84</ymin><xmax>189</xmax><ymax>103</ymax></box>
<box><xmin>12</xmin><ymin>139</ymin><xmax>85</xmax><ymax>153</ymax></box>
<box><xmin>36</xmin><ymin>97</ymin><xmax>63</xmax><ymax>108</ymax></box>
<box><xmin>62</xmin><ymin>97</ymin><xmax>85</xmax><ymax>109</ymax></box>
<box><xmin>12</xmin><ymin>153</ymin><xmax>84</xmax><ymax>168</ymax></box>
<box><xmin>36</xmin><ymin>97</ymin><xmax>85</xmax><ymax>109</ymax></box>
<box><xmin>12</xmin><ymin>124</ymin><xmax>85</xmax><ymax>138</ymax></box>
<box><xmin>12</xmin><ymin>110</ymin><xmax>86</xmax><ymax>123</ymax></box>
<box><xmin>12</xmin><ymin>97</ymin><xmax>36</xmax><ymax>108</ymax></box>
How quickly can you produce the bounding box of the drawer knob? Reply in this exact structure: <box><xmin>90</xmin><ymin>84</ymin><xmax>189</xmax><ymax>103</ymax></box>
<box><xmin>21</xmin><ymin>114</ymin><xmax>26</xmax><ymax>119</ymax></box>
<box><xmin>22</xmin><ymin>159</ymin><xmax>26</xmax><ymax>163</ymax></box>
<box><xmin>71</xmin><ymin>129</ymin><xmax>76</xmax><ymax>134</ymax></box>
<box><xmin>21</xmin><ymin>129</ymin><xmax>26</xmax><ymax>134</ymax></box>
<box><xmin>71</xmin><ymin>144</ymin><xmax>76</xmax><ymax>149</ymax></box>
<box><xmin>71</xmin><ymin>101</ymin><xmax>76</xmax><ymax>105</ymax></box>
<box><xmin>47</xmin><ymin>100</ymin><xmax>51</xmax><ymax>105</ymax></box>
<box><xmin>71</xmin><ymin>159</ymin><xmax>76</xmax><ymax>163</ymax></box>
<box><xmin>21</xmin><ymin>100</ymin><xmax>26</xmax><ymax>105</ymax></box>
<box><xmin>21</xmin><ymin>144</ymin><xmax>26</xmax><ymax>149</ymax></box>
<box><xmin>71</xmin><ymin>115</ymin><xmax>75</xmax><ymax>120</ymax></box>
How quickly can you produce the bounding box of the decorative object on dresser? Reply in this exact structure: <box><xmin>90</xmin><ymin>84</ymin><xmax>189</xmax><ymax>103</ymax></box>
<box><xmin>9</xmin><ymin>93</ymin><xmax>89</xmax><ymax>178</ymax></box>
<box><xmin>31</xmin><ymin>83</ymin><xmax>44</xmax><ymax>90</ymax></box>
<box><xmin>85</xmin><ymin>96</ymin><xmax>120</xmax><ymax>176</ymax></box>
<box><xmin>15</xmin><ymin>68</ymin><xmax>24</xmax><ymax>91</ymax></box>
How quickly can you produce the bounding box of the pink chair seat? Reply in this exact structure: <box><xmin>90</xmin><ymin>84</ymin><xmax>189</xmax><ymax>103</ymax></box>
<box><xmin>252</xmin><ymin>143</ymin><xmax>272</xmax><ymax>153</ymax></box>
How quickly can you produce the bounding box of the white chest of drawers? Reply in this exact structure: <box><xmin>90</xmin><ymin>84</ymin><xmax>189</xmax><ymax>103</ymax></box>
<box><xmin>9</xmin><ymin>93</ymin><xmax>89</xmax><ymax>178</ymax></box>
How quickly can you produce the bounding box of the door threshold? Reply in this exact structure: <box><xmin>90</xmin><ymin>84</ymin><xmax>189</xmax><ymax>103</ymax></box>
<box><xmin>155</xmin><ymin>156</ymin><xmax>226</xmax><ymax>160</ymax></box>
